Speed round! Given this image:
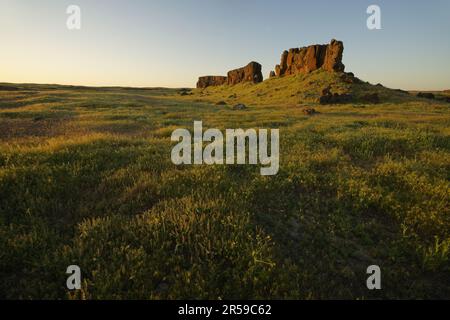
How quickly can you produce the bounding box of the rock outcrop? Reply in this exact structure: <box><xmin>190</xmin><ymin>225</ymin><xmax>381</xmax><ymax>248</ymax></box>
<box><xmin>227</xmin><ymin>62</ymin><xmax>263</xmax><ymax>85</ymax></box>
<box><xmin>196</xmin><ymin>62</ymin><xmax>263</xmax><ymax>88</ymax></box>
<box><xmin>340</xmin><ymin>72</ymin><xmax>361</xmax><ymax>84</ymax></box>
<box><xmin>196</xmin><ymin>39</ymin><xmax>344</xmax><ymax>87</ymax></box>
<box><xmin>197</xmin><ymin>76</ymin><xmax>227</xmax><ymax>89</ymax></box>
<box><xmin>274</xmin><ymin>39</ymin><xmax>345</xmax><ymax>77</ymax></box>
<box><xmin>319</xmin><ymin>86</ymin><xmax>352</xmax><ymax>104</ymax></box>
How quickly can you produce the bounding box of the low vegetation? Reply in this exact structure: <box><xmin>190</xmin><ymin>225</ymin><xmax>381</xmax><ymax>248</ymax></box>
<box><xmin>0</xmin><ymin>73</ymin><xmax>449</xmax><ymax>299</ymax></box>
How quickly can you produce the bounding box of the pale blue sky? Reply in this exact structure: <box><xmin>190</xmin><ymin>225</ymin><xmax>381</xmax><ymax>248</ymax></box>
<box><xmin>1</xmin><ymin>0</ymin><xmax>449</xmax><ymax>89</ymax></box>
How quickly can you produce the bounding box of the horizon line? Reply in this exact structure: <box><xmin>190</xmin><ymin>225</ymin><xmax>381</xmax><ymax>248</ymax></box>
<box><xmin>1</xmin><ymin>80</ymin><xmax>448</xmax><ymax>93</ymax></box>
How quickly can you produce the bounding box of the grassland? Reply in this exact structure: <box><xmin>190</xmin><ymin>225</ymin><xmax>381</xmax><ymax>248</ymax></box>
<box><xmin>0</xmin><ymin>71</ymin><xmax>449</xmax><ymax>299</ymax></box>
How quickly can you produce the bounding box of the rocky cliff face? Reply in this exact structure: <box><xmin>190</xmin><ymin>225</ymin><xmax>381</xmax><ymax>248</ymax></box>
<box><xmin>197</xmin><ymin>62</ymin><xmax>263</xmax><ymax>88</ymax></box>
<box><xmin>227</xmin><ymin>61</ymin><xmax>263</xmax><ymax>85</ymax></box>
<box><xmin>196</xmin><ymin>76</ymin><xmax>228</xmax><ymax>89</ymax></box>
<box><xmin>272</xmin><ymin>39</ymin><xmax>345</xmax><ymax>77</ymax></box>
<box><xmin>196</xmin><ymin>39</ymin><xmax>345</xmax><ymax>88</ymax></box>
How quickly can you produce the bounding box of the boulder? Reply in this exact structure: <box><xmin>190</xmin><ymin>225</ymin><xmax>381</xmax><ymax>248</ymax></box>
<box><xmin>179</xmin><ymin>88</ymin><xmax>192</xmax><ymax>96</ymax></box>
<box><xmin>319</xmin><ymin>86</ymin><xmax>353</xmax><ymax>104</ymax></box>
<box><xmin>322</xmin><ymin>86</ymin><xmax>332</xmax><ymax>96</ymax></box>
<box><xmin>269</xmin><ymin>71</ymin><xmax>276</xmax><ymax>78</ymax></box>
<box><xmin>302</xmin><ymin>107</ymin><xmax>318</xmax><ymax>115</ymax></box>
<box><xmin>196</xmin><ymin>76</ymin><xmax>227</xmax><ymax>89</ymax></box>
<box><xmin>233</xmin><ymin>103</ymin><xmax>247</xmax><ymax>110</ymax></box>
<box><xmin>227</xmin><ymin>62</ymin><xmax>263</xmax><ymax>85</ymax></box>
<box><xmin>340</xmin><ymin>72</ymin><xmax>361</xmax><ymax>84</ymax></box>
<box><xmin>274</xmin><ymin>39</ymin><xmax>345</xmax><ymax>77</ymax></box>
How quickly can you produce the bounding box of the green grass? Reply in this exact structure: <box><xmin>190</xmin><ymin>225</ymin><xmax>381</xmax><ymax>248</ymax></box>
<box><xmin>0</xmin><ymin>74</ymin><xmax>449</xmax><ymax>299</ymax></box>
<box><xmin>186</xmin><ymin>69</ymin><xmax>415</xmax><ymax>106</ymax></box>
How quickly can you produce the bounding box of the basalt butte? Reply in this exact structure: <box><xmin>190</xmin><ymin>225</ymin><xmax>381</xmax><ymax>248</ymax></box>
<box><xmin>196</xmin><ymin>39</ymin><xmax>345</xmax><ymax>88</ymax></box>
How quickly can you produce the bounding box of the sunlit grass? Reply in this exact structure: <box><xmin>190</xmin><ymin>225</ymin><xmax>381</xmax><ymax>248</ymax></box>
<box><xmin>0</xmin><ymin>77</ymin><xmax>449</xmax><ymax>299</ymax></box>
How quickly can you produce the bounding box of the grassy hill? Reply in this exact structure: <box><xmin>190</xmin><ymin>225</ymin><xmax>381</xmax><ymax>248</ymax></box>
<box><xmin>0</xmin><ymin>72</ymin><xmax>449</xmax><ymax>299</ymax></box>
<box><xmin>185</xmin><ymin>69</ymin><xmax>414</xmax><ymax>106</ymax></box>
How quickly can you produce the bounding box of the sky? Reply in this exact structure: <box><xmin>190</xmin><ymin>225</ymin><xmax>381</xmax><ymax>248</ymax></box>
<box><xmin>1</xmin><ymin>0</ymin><xmax>449</xmax><ymax>90</ymax></box>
